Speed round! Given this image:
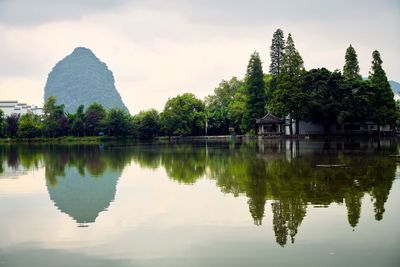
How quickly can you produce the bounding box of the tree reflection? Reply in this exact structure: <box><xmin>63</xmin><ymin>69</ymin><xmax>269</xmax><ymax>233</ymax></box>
<box><xmin>344</xmin><ymin>189</ymin><xmax>363</xmax><ymax>228</ymax></box>
<box><xmin>132</xmin><ymin>139</ymin><xmax>396</xmax><ymax>246</ymax></box>
<box><xmin>0</xmin><ymin>138</ymin><xmax>397</xmax><ymax>246</ymax></box>
<box><xmin>246</xmin><ymin>158</ymin><xmax>268</xmax><ymax>226</ymax></box>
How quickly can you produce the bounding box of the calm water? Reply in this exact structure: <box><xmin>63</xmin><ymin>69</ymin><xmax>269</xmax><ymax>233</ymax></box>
<box><xmin>0</xmin><ymin>139</ymin><xmax>399</xmax><ymax>267</ymax></box>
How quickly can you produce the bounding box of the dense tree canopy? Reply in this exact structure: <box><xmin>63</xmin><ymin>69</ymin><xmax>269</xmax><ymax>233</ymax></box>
<box><xmin>303</xmin><ymin>68</ymin><xmax>344</xmax><ymax>131</ymax></box>
<box><xmin>69</xmin><ymin>105</ymin><xmax>85</xmax><ymax>137</ymax></box>
<box><xmin>43</xmin><ymin>96</ymin><xmax>69</xmax><ymax>137</ymax></box>
<box><xmin>160</xmin><ymin>93</ymin><xmax>205</xmax><ymax>136</ymax></box>
<box><xmin>6</xmin><ymin>114</ymin><xmax>19</xmax><ymax>138</ymax></box>
<box><xmin>133</xmin><ymin>109</ymin><xmax>160</xmax><ymax>139</ymax></box>
<box><xmin>84</xmin><ymin>102</ymin><xmax>106</xmax><ymax>136</ymax></box>
<box><xmin>18</xmin><ymin>113</ymin><xmax>42</xmax><ymax>139</ymax></box>
<box><xmin>205</xmin><ymin>77</ymin><xmax>243</xmax><ymax>135</ymax></box>
<box><xmin>105</xmin><ymin>108</ymin><xmax>133</xmax><ymax>137</ymax></box>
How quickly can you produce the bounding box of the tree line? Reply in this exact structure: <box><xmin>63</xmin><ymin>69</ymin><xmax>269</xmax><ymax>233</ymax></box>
<box><xmin>0</xmin><ymin>28</ymin><xmax>397</xmax><ymax>139</ymax></box>
<box><xmin>0</xmin><ymin>96</ymin><xmax>160</xmax><ymax>140</ymax></box>
<box><xmin>206</xmin><ymin>29</ymin><xmax>397</xmax><ymax>135</ymax></box>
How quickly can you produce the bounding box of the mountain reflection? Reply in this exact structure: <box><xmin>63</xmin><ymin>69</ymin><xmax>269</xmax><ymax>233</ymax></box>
<box><xmin>47</xmin><ymin>167</ymin><xmax>120</xmax><ymax>225</ymax></box>
<box><xmin>0</xmin><ymin>138</ymin><xmax>397</xmax><ymax>246</ymax></box>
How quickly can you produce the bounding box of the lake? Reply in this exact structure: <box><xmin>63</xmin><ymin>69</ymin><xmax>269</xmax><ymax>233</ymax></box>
<box><xmin>0</xmin><ymin>138</ymin><xmax>399</xmax><ymax>267</ymax></box>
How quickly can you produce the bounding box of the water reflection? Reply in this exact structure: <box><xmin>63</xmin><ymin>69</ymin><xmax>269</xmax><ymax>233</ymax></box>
<box><xmin>47</xmin><ymin>167</ymin><xmax>120</xmax><ymax>225</ymax></box>
<box><xmin>0</xmin><ymin>138</ymin><xmax>397</xmax><ymax>247</ymax></box>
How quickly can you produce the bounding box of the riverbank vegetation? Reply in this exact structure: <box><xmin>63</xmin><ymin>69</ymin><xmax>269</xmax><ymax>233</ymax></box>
<box><xmin>0</xmin><ymin>29</ymin><xmax>398</xmax><ymax>140</ymax></box>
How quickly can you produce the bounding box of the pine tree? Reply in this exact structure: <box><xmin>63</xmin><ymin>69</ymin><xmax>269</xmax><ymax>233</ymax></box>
<box><xmin>244</xmin><ymin>52</ymin><xmax>265</xmax><ymax>133</ymax></box>
<box><xmin>368</xmin><ymin>50</ymin><xmax>396</xmax><ymax>128</ymax></box>
<box><xmin>270</xmin><ymin>29</ymin><xmax>285</xmax><ymax>76</ymax></box>
<box><xmin>343</xmin><ymin>45</ymin><xmax>362</xmax><ymax>81</ymax></box>
<box><xmin>280</xmin><ymin>34</ymin><xmax>304</xmax><ymax>80</ymax></box>
<box><xmin>270</xmin><ymin>33</ymin><xmax>305</xmax><ymax>135</ymax></box>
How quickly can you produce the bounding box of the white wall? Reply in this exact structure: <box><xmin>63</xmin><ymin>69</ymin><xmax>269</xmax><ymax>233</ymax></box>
<box><xmin>283</xmin><ymin>120</ymin><xmax>392</xmax><ymax>135</ymax></box>
<box><xmin>0</xmin><ymin>101</ymin><xmax>43</xmax><ymax>116</ymax></box>
<box><xmin>285</xmin><ymin>120</ymin><xmax>325</xmax><ymax>135</ymax></box>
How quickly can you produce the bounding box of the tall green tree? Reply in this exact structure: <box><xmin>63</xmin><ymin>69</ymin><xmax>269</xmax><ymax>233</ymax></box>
<box><xmin>105</xmin><ymin>108</ymin><xmax>133</xmax><ymax>137</ymax></box>
<box><xmin>270</xmin><ymin>33</ymin><xmax>305</xmax><ymax>135</ymax></box>
<box><xmin>269</xmin><ymin>28</ymin><xmax>285</xmax><ymax>76</ymax></box>
<box><xmin>243</xmin><ymin>52</ymin><xmax>266</xmax><ymax>133</ymax></box>
<box><xmin>368</xmin><ymin>50</ymin><xmax>397</xmax><ymax>128</ymax></box>
<box><xmin>43</xmin><ymin>96</ymin><xmax>68</xmax><ymax>137</ymax></box>
<box><xmin>343</xmin><ymin>45</ymin><xmax>362</xmax><ymax>81</ymax></box>
<box><xmin>18</xmin><ymin>113</ymin><xmax>42</xmax><ymax>140</ymax></box>
<box><xmin>227</xmin><ymin>85</ymin><xmax>247</xmax><ymax>134</ymax></box>
<box><xmin>303</xmin><ymin>68</ymin><xmax>344</xmax><ymax>132</ymax></box>
<box><xmin>84</xmin><ymin>103</ymin><xmax>106</xmax><ymax>136</ymax></box>
<box><xmin>160</xmin><ymin>93</ymin><xmax>205</xmax><ymax>137</ymax></box>
<box><xmin>70</xmin><ymin>105</ymin><xmax>85</xmax><ymax>136</ymax></box>
<box><xmin>133</xmin><ymin>109</ymin><xmax>160</xmax><ymax>139</ymax></box>
<box><xmin>339</xmin><ymin>80</ymin><xmax>373</xmax><ymax>125</ymax></box>
<box><xmin>205</xmin><ymin>77</ymin><xmax>243</xmax><ymax>135</ymax></box>
<box><xmin>6</xmin><ymin>113</ymin><xmax>19</xmax><ymax>138</ymax></box>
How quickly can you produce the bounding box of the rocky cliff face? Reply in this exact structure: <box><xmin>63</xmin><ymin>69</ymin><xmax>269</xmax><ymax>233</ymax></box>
<box><xmin>44</xmin><ymin>47</ymin><xmax>128</xmax><ymax>113</ymax></box>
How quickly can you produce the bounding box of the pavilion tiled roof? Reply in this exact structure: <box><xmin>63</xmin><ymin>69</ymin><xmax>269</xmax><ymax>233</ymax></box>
<box><xmin>256</xmin><ymin>114</ymin><xmax>285</xmax><ymax>124</ymax></box>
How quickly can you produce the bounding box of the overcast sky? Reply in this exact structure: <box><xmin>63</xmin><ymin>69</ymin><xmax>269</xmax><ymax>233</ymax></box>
<box><xmin>0</xmin><ymin>0</ymin><xmax>399</xmax><ymax>113</ymax></box>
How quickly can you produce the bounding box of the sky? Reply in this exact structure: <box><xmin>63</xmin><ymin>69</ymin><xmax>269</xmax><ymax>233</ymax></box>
<box><xmin>0</xmin><ymin>0</ymin><xmax>399</xmax><ymax>114</ymax></box>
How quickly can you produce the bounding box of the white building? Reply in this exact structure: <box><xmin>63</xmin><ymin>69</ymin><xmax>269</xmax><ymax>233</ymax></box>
<box><xmin>257</xmin><ymin>113</ymin><xmax>392</xmax><ymax>135</ymax></box>
<box><xmin>285</xmin><ymin>120</ymin><xmax>392</xmax><ymax>135</ymax></box>
<box><xmin>0</xmin><ymin>101</ymin><xmax>43</xmax><ymax>116</ymax></box>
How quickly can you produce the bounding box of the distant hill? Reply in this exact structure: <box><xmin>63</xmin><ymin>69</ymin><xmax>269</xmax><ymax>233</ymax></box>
<box><xmin>389</xmin><ymin>80</ymin><xmax>400</xmax><ymax>94</ymax></box>
<box><xmin>44</xmin><ymin>47</ymin><xmax>128</xmax><ymax>113</ymax></box>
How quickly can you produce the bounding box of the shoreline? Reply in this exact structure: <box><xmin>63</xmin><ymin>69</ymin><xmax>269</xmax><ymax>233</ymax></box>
<box><xmin>0</xmin><ymin>136</ymin><xmax>124</xmax><ymax>144</ymax></box>
<box><xmin>0</xmin><ymin>133</ymin><xmax>397</xmax><ymax>144</ymax></box>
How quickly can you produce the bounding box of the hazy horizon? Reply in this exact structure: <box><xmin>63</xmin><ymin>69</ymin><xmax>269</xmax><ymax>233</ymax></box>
<box><xmin>0</xmin><ymin>0</ymin><xmax>399</xmax><ymax>114</ymax></box>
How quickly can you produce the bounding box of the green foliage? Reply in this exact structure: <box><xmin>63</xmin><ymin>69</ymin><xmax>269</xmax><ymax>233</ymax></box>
<box><xmin>303</xmin><ymin>69</ymin><xmax>345</xmax><ymax>131</ymax></box>
<box><xmin>160</xmin><ymin>93</ymin><xmax>205</xmax><ymax>136</ymax></box>
<box><xmin>70</xmin><ymin>105</ymin><xmax>85</xmax><ymax>136</ymax></box>
<box><xmin>18</xmin><ymin>113</ymin><xmax>43</xmax><ymax>139</ymax></box>
<box><xmin>341</xmin><ymin>81</ymin><xmax>373</xmax><ymax>124</ymax></box>
<box><xmin>396</xmin><ymin>100</ymin><xmax>400</xmax><ymax>126</ymax></box>
<box><xmin>205</xmin><ymin>77</ymin><xmax>243</xmax><ymax>134</ymax></box>
<box><xmin>269</xmin><ymin>28</ymin><xmax>285</xmax><ymax>75</ymax></box>
<box><xmin>243</xmin><ymin>52</ymin><xmax>266</xmax><ymax>133</ymax></box>
<box><xmin>43</xmin><ymin>96</ymin><xmax>69</xmax><ymax>137</ymax></box>
<box><xmin>6</xmin><ymin>113</ymin><xmax>19</xmax><ymax>138</ymax></box>
<box><xmin>0</xmin><ymin>110</ymin><xmax>5</xmax><ymax>137</ymax></box>
<box><xmin>106</xmin><ymin>108</ymin><xmax>133</xmax><ymax>137</ymax></box>
<box><xmin>343</xmin><ymin>45</ymin><xmax>362</xmax><ymax>81</ymax></box>
<box><xmin>227</xmin><ymin>85</ymin><xmax>247</xmax><ymax>134</ymax></box>
<box><xmin>84</xmin><ymin>102</ymin><xmax>106</xmax><ymax>136</ymax></box>
<box><xmin>368</xmin><ymin>50</ymin><xmax>397</xmax><ymax>126</ymax></box>
<box><xmin>133</xmin><ymin>109</ymin><xmax>160</xmax><ymax>139</ymax></box>
<box><xmin>269</xmin><ymin>33</ymin><xmax>305</xmax><ymax>134</ymax></box>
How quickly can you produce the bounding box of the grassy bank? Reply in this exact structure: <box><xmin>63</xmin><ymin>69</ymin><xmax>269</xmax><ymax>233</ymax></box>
<box><xmin>0</xmin><ymin>136</ymin><xmax>134</xmax><ymax>144</ymax></box>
